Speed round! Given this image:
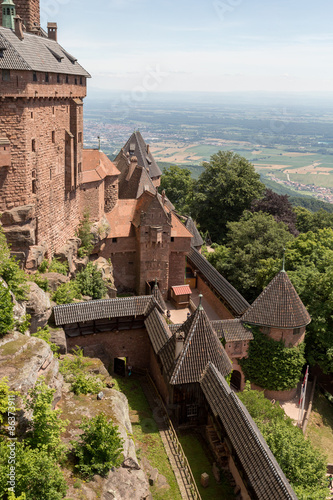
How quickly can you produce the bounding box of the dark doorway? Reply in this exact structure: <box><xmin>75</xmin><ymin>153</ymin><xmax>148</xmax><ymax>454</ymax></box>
<box><xmin>146</xmin><ymin>281</ymin><xmax>158</xmax><ymax>295</ymax></box>
<box><xmin>230</xmin><ymin>370</ymin><xmax>242</xmax><ymax>391</ymax></box>
<box><xmin>114</xmin><ymin>357</ymin><xmax>126</xmax><ymax>377</ymax></box>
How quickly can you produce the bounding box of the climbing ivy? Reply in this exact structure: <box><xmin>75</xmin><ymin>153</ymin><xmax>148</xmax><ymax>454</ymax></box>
<box><xmin>240</xmin><ymin>328</ymin><xmax>305</xmax><ymax>391</ymax></box>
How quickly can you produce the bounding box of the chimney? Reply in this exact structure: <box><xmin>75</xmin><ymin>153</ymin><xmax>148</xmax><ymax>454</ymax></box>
<box><xmin>175</xmin><ymin>331</ymin><xmax>185</xmax><ymax>360</ymax></box>
<box><xmin>161</xmin><ymin>189</ymin><xmax>166</xmax><ymax>205</ymax></box>
<box><xmin>126</xmin><ymin>155</ymin><xmax>137</xmax><ymax>181</ymax></box>
<box><xmin>14</xmin><ymin>15</ymin><xmax>24</xmax><ymax>40</ymax></box>
<box><xmin>47</xmin><ymin>22</ymin><xmax>57</xmax><ymax>41</ymax></box>
<box><xmin>147</xmin><ymin>144</ymin><xmax>150</xmax><ymax>154</ymax></box>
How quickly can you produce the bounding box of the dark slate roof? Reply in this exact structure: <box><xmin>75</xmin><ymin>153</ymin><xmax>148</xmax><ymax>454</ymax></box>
<box><xmin>169</xmin><ymin>306</ymin><xmax>232</xmax><ymax>385</ymax></box>
<box><xmin>116</xmin><ymin>151</ymin><xmax>157</xmax><ymax>200</ymax></box>
<box><xmin>184</xmin><ymin>217</ymin><xmax>204</xmax><ymax>248</ymax></box>
<box><xmin>118</xmin><ymin>131</ymin><xmax>162</xmax><ymax>179</ymax></box>
<box><xmin>241</xmin><ymin>271</ymin><xmax>311</xmax><ymax>329</ymax></box>
<box><xmin>211</xmin><ymin>319</ymin><xmax>254</xmax><ymax>342</ymax></box>
<box><xmin>0</xmin><ymin>27</ymin><xmax>90</xmax><ymax>76</ymax></box>
<box><xmin>54</xmin><ymin>296</ymin><xmax>161</xmax><ymax>326</ymax></box>
<box><xmin>144</xmin><ymin>308</ymin><xmax>171</xmax><ymax>354</ymax></box>
<box><xmin>200</xmin><ymin>363</ymin><xmax>298</xmax><ymax>500</ymax></box>
<box><xmin>188</xmin><ymin>247</ymin><xmax>250</xmax><ymax>317</ymax></box>
<box><xmin>169</xmin><ymin>323</ymin><xmax>182</xmax><ymax>334</ymax></box>
<box><xmin>152</xmin><ymin>282</ymin><xmax>167</xmax><ymax>312</ymax></box>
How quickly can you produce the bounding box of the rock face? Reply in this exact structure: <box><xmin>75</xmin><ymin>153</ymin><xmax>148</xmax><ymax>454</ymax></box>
<box><xmin>102</xmin><ymin>467</ymin><xmax>151</xmax><ymax>500</ymax></box>
<box><xmin>0</xmin><ymin>277</ymin><xmax>26</xmax><ymax>327</ymax></box>
<box><xmin>91</xmin><ymin>256</ymin><xmax>116</xmax><ymax>297</ymax></box>
<box><xmin>0</xmin><ymin>331</ymin><xmax>63</xmax><ymax>401</ymax></box>
<box><xmin>1</xmin><ymin>205</ymin><xmax>35</xmax><ymax>226</ymax></box>
<box><xmin>25</xmin><ymin>242</ymin><xmax>48</xmax><ymax>270</ymax></box>
<box><xmin>91</xmin><ymin>216</ymin><xmax>111</xmax><ymax>248</ymax></box>
<box><xmin>49</xmin><ymin>328</ymin><xmax>67</xmax><ymax>354</ymax></box>
<box><xmin>54</xmin><ymin>237</ymin><xmax>81</xmax><ymax>274</ymax></box>
<box><xmin>41</xmin><ymin>272</ymin><xmax>69</xmax><ymax>292</ymax></box>
<box><xmin>26</xmin><ymin>281</ymin><xmax>52</xmax><ymax>333</ymax></box>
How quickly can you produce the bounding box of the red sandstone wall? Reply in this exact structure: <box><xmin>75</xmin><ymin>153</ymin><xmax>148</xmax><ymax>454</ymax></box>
<box><xmin>149</xmin><ymin>347</ymin><xmax>170</xmax><ymax>404</ymax></box>
<box><xmin>265</xmin><ymin>326</ymin><xmax>306</xmax><ymax>347</ymax></box>
<box><xmin>169</xmin><ymin>251</ymin><xmax>186</xmax><ymax>288</ymax></box>
<box><xmin>196</xmin><ymin>275</ymin><xmax>234</xmax><ymax>320</ymax></box>
<box><xmin>0</xmin><ymin>71</ymin><xmax>87</xmax><ymax>99</ymax></box>
<box><xmin>67</xmin><ymin>328</ymin><xmax>151</xmax><ymax>372</ymax></box>
<box><xmin>80</xmin><ymin>181</ymin><xmax>104</xmax><ymax>221</ymax></box>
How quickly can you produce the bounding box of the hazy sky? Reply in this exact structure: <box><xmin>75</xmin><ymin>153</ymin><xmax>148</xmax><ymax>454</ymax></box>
<box><xmin>41</xmin><ymin>0</ymin><xmax>333</xmax><ymax>93</ymax></box>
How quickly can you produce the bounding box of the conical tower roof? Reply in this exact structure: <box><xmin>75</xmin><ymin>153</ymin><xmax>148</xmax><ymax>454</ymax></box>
<box><xmin>241</xmin><ymin>271</ymin><xmax>311</xmax><ymax>329</ymax></box>
<box><xmin>170</xmin><ymin>298</ymin><xmax>232</xmax><ymax>385</ymax></box>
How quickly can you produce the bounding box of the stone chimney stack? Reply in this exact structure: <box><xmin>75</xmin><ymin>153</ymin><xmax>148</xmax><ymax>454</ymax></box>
<box><xmin>175</xmin><ymin>331</ymin><xmax>184</xmax><ymax>360</ymax></box>
<box><xmin>14</xmin><ymin>15</ymin><xmax>24</xmax><ymax>40</ymax></box>
<box><xmin>126</xmin><ymin>155</ymin><xmax>138</xmax><ymax>181</ymax></box>
<box><xmin>47</xmin><ymin>22</ymin><xmax>57</xmax><ymax>41</ymax></box>
<box><xmin>161</xmin><ymin>189</ymin><xmax>166</xmax><ymax>205</ymax></box>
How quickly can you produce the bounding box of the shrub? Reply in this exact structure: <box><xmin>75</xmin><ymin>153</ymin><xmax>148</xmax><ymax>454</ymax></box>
<box><xmin>15</xmin><ymin>314</ymin><xmax>31</xmax><ymax>334</ymax></box>
<box><xmin>32</xmin><ymin>326</ymin><xmax>60</xmax><ymax>357</ymax></box>
<box><xmin>38</xmin><ymin>259</ymin><xmax>49</xmax><ymax>274</ymax></box>
<box><xmin>76</xmin><ymin>262</ymin><xmax>107</xmax><ymax>300</ymax></box>
<box><xmin>71</xmin><ymin>413</ymin><xmax>123</xmax><ymax>479</ymax></box>
<box><xmin>76</xmin><ymin>211</ymin><xmax>94</xmax><ymax>257</ymax></box>
<box><xmin>0</xmin><ymin>284</ymin><xmax>14</xmax><ymax>336</ymax></box>
<box><xmin>0</xmin><ymin>258</ymin><xmax>27</xmax><ymax>301</ymax></box>
<box><xmin>0</xmin><ymin>378</ymin><xmax>19</xmax><ymax>425</ymax></box>
<box><xmin>0</xmin><ymin>441</ymin><xmax>67</xmax><ymax>500</ymax></box>
<box><xmin>25</xmin><ymin>378</ymin><xmax>68</xmax><ymax>460</ymax></box>
<box><xmin>240</xmin><ymin>328</ymin><xmax>305</xmax><ymax>391</ymax></box>
<box><xmin>48</xmin><ymin>258</ymin><xmax>68</xmax><ymax>276</ymax></box>
<box><xmin>51</xmin><ymin>281</ymin><xmax>82</xmax><ymax>305</ymax></box>
<box><xmin>28</xmin><ymin>272</ymin><xmax>49</xmax><ymax>292</ymax></box>
<box><xmin>71</xmin><ymin>373</ymin><xmax>105</xmax><ymax>395</ymax></box>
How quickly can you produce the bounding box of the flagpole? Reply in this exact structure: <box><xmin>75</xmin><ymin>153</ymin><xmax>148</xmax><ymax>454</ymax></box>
<box><xmin>298</xmin><ymin>366</ymin><xmax>309</xmax><ymax>427</ymax></box>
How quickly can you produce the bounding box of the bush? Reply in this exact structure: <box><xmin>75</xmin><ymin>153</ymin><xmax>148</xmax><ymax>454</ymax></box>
<box><xmin>71</xmin><ymin>413</ymin><xmax>123</xmax><ymax>479</ymax></box>
<box><xmin>48</xmin><ymin>258</ymin><xmax>68</xmax><ymax>276</ymax></box>
<box><xmin>240</xmin><ymin>328</ymin><xmax>305</xmax><ymax>391</ymax></box>
<box><xmin>38</xmin><ymin>259</ymin><xmax>49</xmax><ymax>274</ymax></box>
<box><xmin>15</xmin><ymin>314</ymin><xmax>31</xmax><ymax>334</ymax></box>
<box><xmin>71</xmin><ymin>373</ymin><xmax>105</xmax><ymax>395</ymax></box>
<box><xmin>51</xmin><ymin>281</ymin><xmax>82</xmax><ymax>305</ymax></box>
<box><xmin>0</xmin><ymin>378</ymin><xmax>19</xmax><ymax>425</ymax></box>
<box><xmin>76</xmin><ymin>211</ymin><xmax>94</xmax><ymax>257</ymax></box>
<box><xmin>25</xmin><ymin>378</ymin><xmax>68</xmax><ymax>460</ymax></box>
<box><xmin>0</xmin><ymin>441</ymin><xmax>67</xmax><ymax>500</ymax></box>
<box><xmin>60</xmin><ymin>348</ymin><xmax>106</xmax><ymax>395</ymax></box>
<box><xmin>0</xmin><ymin>258</ymin><xmax>27</xmax><ymax>301</ymax></box>
<box><xmin>32</xmin><ymin>326</ymin><xmax>60</xmax><ymax>357</ymax></box>
<box><xmin>76</xmin><ymin>262</ymin><xmax>107</xmax><ymax>300</ymax></box>
<box><xmin>28</xmin><ymin>272</ymin><xmax>49</xmax><ymax>292</ymax></box>
<box><xmin>0</xmin><ymin>284</ymin><xmax>14</xmax><ymax>336</ymax></box>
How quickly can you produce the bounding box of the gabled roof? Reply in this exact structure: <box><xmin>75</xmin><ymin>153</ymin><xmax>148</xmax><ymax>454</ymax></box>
<box><xmin>117</xmin><ymin>131</ymin><xmax>162</xmax><ymax>179</ymax></box>
<box><xmin>241</xmin><ymin>271</ymin><xmax>311</xmax><ymax>329</ymax></box>
<box><xmin>0</xmin><ymin>27</ymin><xmax>90</xmax><ymax>76</ymax></box>
<box><xmin>145</xmin><ymin>308</ymin><xmax>171</xmax><ymax>354</ymax></box>
<box><xmin>54</xmin><ymin>296</ymin><xmax>162</xmax><ymax>326</ymax></box>
<box><xmin>170</xmin><ymin>213</ymin><xmax>193</xmax><ymax>238</ymax></box>
<box><xmin>188</xmin><ymin>247</ymin><xmax>250</xmax><ymax>317</ymax></box>
<box><xmin>211</xmin><ymin>319</ymin><xmax>254</xmax><ymax>342</ymax></box>
<box><xmin>116</xmin><ymin>151</ymin><xmax>157</xmax><ymax>200</ymax></box>
<box><xmin>105</xmin><ymin>199</ymin><xmax>137</xmax><ymax>238</ymax></box>
<box><xmin>200</xmin><ymin>363</ymin><xmax>298</xmax><ymax>500</ymax></box>
<box><xmin>82</xmin><ymin>150</ymin><xmax>119</xmax><ymax>184</ymax></box>
<box><xmin>184</xmin><ymin>217</ymin><xmax>204</xmax><ymax>248</ymax></box>
<box><xmin>152</xmin><ymin>281</ymin><xmax>167</xmax><ymax>312</ymax></box>
<box><xmin>171</xmin><ymin>285</ymin><xmax>192</xmax><ymax>296</ymax></box>
<box><xmin>169</xmin><ymin>305</ymin><xmax>232</xmax><ymax>385</ymax></box>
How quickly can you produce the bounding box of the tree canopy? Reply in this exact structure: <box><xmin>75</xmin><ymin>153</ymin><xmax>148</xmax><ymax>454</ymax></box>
<box><xmin>191</xmin><ymin>151</ymin><xmax>265</xmax><ymax>242</ymax></box>
<box><xmin>251</xmin><ymin>188</ymin><xmax>298</xmax><ymax>236</ymax></box>
<box><xmin>159</xmin><ymin>164</ymin><xmax>194</xmax><ymax>214</ymax></box>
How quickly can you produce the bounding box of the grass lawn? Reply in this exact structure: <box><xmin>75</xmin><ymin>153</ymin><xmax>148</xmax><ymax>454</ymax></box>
<box><xmin>306</xmin><ymin>390</ymin><xmax>333</xmax><ymax>462</ymax></box>
<box><xmin>178</xmin><ymin>431</ymin><xmax>235</xmax><ymax>500</ymax></box>
<box><xmin>112</xmin><ymin>375</ymin><xmax>182</xmax><ymax>500</ymax></box>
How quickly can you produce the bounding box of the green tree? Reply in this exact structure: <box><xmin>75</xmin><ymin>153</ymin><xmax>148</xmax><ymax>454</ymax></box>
<box><xmin>25</xmin><ymin>378</ymin><xmax>68</xmax><ymax>459</ymax></box>
<box><xmin>0</xmin><ymin>441</ymin><xmax>67</xmax><ymax>500</ymax></box>
<box><xmin>191</xmin><ymin>151</ymin><xmax>265</xmax><ymax>242</ymax></box>
<box><xmin>257</xmin><ymin>228</ymin><xmax>333</xmax><ymax>373</ymax></box>
<box><xmin>238</xmin><ymin>387</ymin><xmax>328</xmax><ymax>500</ymax></box>
<box><xmin>251</xmin><ymin>189</ymin><xmax>298</xmax><ymax>236</ymax></box>
<box><xmin>159</xmin><ymin>165</ymin><xmax>194</xmax><ymax>214</ymax></box>
<box><xmin>71</xmin><ymin>413</ymin><xmax>124</xmax><ymax>479</ymax></box>
<box><xmin>207</xmin><ymin>211</ymin><xmax>293</xmax><ymax>302</ymax></box>
<box><xmin>76</xmin><ymin>210</ymin><xmax>94</xmax><ymax>257</ymax></box>
<box><xmin>51</xmin><ymin>280</ymin><xmax>82</xmax><ymax>305</ymax></box>
<box><xmin>294</xmin><ymin>206</ymin><xmax>333</xmax><ymax>233</ymax></box>
<box><xmin>0</xmin><ymin>284</ymin><xmax>14</xmax><ymax>336</ymax></box>
<box><xmin>76</xmin><ymin>262</ymin><xmax>107</xmax><ymax>300</ymax></box>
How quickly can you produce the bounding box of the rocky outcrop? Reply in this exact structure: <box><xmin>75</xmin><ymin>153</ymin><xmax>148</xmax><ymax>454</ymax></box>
<box><xmin>55</xmin><ymin>237</ymin><xmax>81</xmax><ymax>274</ymax></box>
<box><xmin>1</xmin><ymin>205</ymin><xmax>35</xmax><ymax>226</ymax></box>
<box><xmin>41</xmin><ymin>272</ymin><xmax>69</xmax><ymax>292</ymax></box>
<box><xmin>25</xmin><ymin>242</ymin><xmax>48</xmax><ymax>270</ymax></box>
<box><xmin>101</xmin><ymin>467</ymin><xmax>151</xmax><ymax>500</ymax></box>
<box><xmin>50</xmin><ymin>328</ymin><xmax>67</xmax><ymax>354</ymax></box>
<box><xmin>26</xmin><ymin>281</ymin><xmax>52</xmax><ymax>333</ymax></box>
<box><xmin>91</xmin><ymin>216</ymin><xmax>111</xmax><ymax>248</ymax></box>
<box><xmin>0</xmin><ymin>331</ymin><xmax>63</xmax><ymax>401</ymax></box>
<box><xmin>91</xmin><ymin>256</ymin><xmax>116</xmax><ymax>297</ymax></box>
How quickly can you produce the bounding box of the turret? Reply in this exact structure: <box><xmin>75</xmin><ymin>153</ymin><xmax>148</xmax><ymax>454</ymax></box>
<box><xmin>2</xmin><ymin>0</ymin><xmax>16</xmax><ymax>29</ymax></box>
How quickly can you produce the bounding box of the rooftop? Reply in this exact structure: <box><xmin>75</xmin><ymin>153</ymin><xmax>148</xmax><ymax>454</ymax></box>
<box><xmin>116</xmin><ymin>131</ymin><xmax>162</xmax><ymax>180</ymax></box>
<box><xmin>241</xmin><ymin>271</ymin><xmax>311</xmax><ymax>329</ymax></box>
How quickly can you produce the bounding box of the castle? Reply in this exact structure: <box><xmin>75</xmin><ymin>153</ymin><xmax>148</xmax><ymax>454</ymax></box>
<box><xmin>0</xmin><ymin>2</ymin><xmax>310</xmax><ymax>498</ymax></box>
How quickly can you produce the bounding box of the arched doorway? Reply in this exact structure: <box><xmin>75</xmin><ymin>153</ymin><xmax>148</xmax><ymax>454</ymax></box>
<box><xmin>230</xmin><ymin>370</ymin><xmax>242</xmax><ymax>391</ymax></box>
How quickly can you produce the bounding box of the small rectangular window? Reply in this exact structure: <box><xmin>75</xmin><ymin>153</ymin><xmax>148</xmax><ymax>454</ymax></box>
<box><xmin>52</xmin><ymin>131</ymin><xmax>55</xmax><ymax>143</ymax></box>
<box><xmin>33</xmin><ymin>72</ymin><xmax>37</xmax><ymax>82</ymax></box>
<box><xmin>80</xmin><ymin>76</ymin><xmax>83</xmax><ymax>85</ymax></box>
<box><xmin>74</xmin><ymin>77</ymin><xmax>77</xmax><ymax>85</ymax></box>
<box><xmin>78</xmin><ymin>162</ymin><xmax>82</xmax><ymax>173</ymax></box>
<box><xmin>171</xmin><ymin>237</ymin><xmax>174</xmax><ymax>242</ymax></box>
<box><xmin>32</xmin><ymin>139</ymin><xmax>36</xmax><ymax>152</ymax></box>
<box><xmin>57</xmin><ymin>73</ymin><xmax>60</xmax><ymax>83</ymax></box>
<box><xmin>30</xmin><ymin>111</ymin><xmax>34</xmax><ymax>119</ymax></box>
<box><xmin>112</xmin><ymin>238</ymin><xmax>117</xmax><ymax>243</ymax></box>
<box><xmin>293</xmin><ymin>328</ymin><xmax>301</xmax><ymax>335</ymax></box>
<box><xmin>52</xmin><ymin>106</ymin><xmax>55</xmax><ymax>115</ymax></box>
<box><xmin>2</xmin><ymin>69</ymin><xmax>10</xmax><ymax>82</ymax></box>
<box><xmin>65</xmin><ymin>75</ymin><xmax>69</xmax><ymax>84</ymax></box>
<box><xmin>45</xmin><ymin>72</ymin><xmax>49</xmax><ymax>83</ymax></box>
<box><xmin>78</xmin><ymin>132</ymin><xmax>82</xmax><ymax>143</ymax></box>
